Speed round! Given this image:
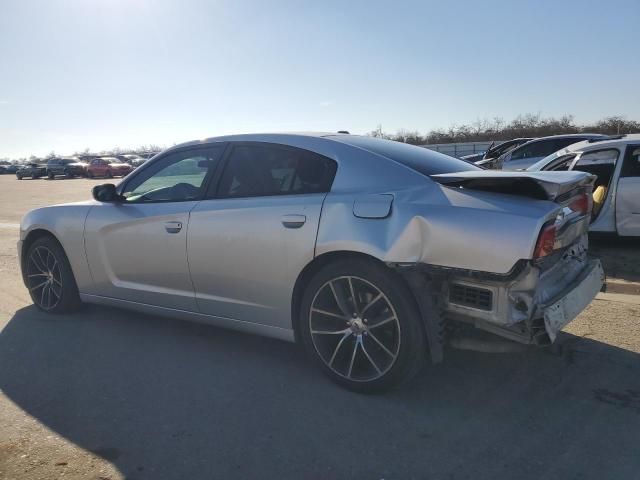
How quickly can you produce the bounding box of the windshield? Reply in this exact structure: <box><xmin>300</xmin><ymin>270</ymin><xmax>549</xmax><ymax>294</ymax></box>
<box><xmin>330</xmin><ymin>135</ymin><xmax>480</xmax><ymax>176</ymax></box>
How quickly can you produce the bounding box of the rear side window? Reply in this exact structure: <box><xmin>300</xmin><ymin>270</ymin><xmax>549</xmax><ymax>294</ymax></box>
<box><xmin>329</xmin><ymin>135</ymin><xmax>479</xmax><ymax>175</ymax></box>
<box><xmin>620</xmin><ymin>145</ymin><xmax>640</xmax><ymax>177</ymax></box>
<box><xmin>575</xmin><ymin>149</ymin><xmax>619</xmax><ymax>167</ymax></box>
<box><xmin>545</xmin><ymin>153</ymin><xmax>577</xmax><ymax>171</ymax></box>
<box><xmin>216</xmin><ymin>144</ymin><xmax>337</xmax><ymax>198</ymax></box>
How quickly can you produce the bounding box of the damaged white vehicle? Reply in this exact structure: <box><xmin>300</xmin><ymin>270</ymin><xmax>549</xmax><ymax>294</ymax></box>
<box><xmin>18</xmin><ymin>133</ymin><xmax>604</xmax><ymax>392</ymax></box>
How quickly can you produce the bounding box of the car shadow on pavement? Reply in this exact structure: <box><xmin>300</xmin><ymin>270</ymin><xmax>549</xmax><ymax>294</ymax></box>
<box><xmin>590</xmin><ymin>233</ymin><xmax>640</xmax><ymax>283</ymax></box>
<box><xmin>1</xmin><ymin>304</ymin><xmax>639</xmax><ymax>480</ymax></box>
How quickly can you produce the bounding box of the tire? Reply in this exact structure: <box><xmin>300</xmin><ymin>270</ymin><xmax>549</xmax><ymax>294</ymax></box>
<box><xmin>48</xmin><ymin>172</ymin><xmax>54</xmax><ymax>180</ymax></box>
<box><xmin>299</xmin><ymin>258</ymin><xmax>427</xmax><ymax>393</ymax></box>
<box><xmin>106</xmin><ymin>170</ymin><xmax>113</xmax><ymax>179</ymax></box>
<box><xmin>24</xmin><ymin>236</ymin><xmax>82</xmax><ymax>314</ymax></box>
<box><xmin>87</xmin><ymin>171</ymin><xmax>93</xmax><ymax>178</ymax></box>
<box><xmin>64</xmin><ymin>169</ymin><xmax>73</xmax><ymax>179</ymax></box>
<box><xmin>16</xmin><ymin>174</ymin><xmax>22</xmax><ymax>180</ymax></box>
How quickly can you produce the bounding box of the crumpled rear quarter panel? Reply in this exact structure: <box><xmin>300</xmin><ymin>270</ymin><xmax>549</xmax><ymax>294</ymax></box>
<box><xmin>316</xmin><ymin>184</ymin><xmax>559</xmax><ymax>275</ymax></box>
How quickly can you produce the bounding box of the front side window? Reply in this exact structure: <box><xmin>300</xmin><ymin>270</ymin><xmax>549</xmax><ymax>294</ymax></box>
<box><xmin>122</xmin><ymin>146</ymin><xmax>223</xmax><ymax>202</ymax></box>
<box><xmin>216</xmin><ymin>144</ymin><xmax>337</xmax><ymax>198</ymax></box>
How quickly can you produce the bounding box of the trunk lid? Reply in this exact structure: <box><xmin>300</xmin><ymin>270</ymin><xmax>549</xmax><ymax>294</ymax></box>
<box><xmin>431</xmin><ymin>170</ymin><xmax>595</xmax><ymax>201</ymax></box>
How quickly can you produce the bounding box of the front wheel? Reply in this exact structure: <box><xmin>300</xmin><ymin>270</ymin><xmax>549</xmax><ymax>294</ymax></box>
<box><xmin>299</xmin><ymin>259</ymin><xmax>427</xmax><ymax>393</ymax></box>
<box><xmin>24</xmin><ymin>236</ymin><xmax>82</xmax><ymax>313</ymax></box>
<box><xmin>106</xmin><ymin>170</ymin><xmax>113</xmax><ymax>178</ymax></box>
<box><xmin>48</xmin><ymin>172</ymin><xmax>54</xmax><ymax>180</ymax></box>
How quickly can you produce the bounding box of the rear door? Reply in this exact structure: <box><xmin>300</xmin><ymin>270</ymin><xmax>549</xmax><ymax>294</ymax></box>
<box><xmin>84</xmin><ymin>145</ymin><xmax>225</xmax><ymax>310</ymax></box>
<box><xmin>187</xmin><ymin>142</ymin><xmax>337</xmax><ymax>329</ymax></box>
<box><xmin>616</xmin><ymin>145</ymin><xmax>640</xmax><ymax>236</ymax></box>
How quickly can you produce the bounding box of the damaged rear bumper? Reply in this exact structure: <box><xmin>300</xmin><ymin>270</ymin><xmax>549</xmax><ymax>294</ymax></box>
<box><xmin>541</xmin><ymin>259</ymin><xmax>604</xmax><ymax>342</ymax></box>
<box><xmin>399</xmin><ymin>237</ymin><xmax>605</xmax><ymax>353</ymax></box>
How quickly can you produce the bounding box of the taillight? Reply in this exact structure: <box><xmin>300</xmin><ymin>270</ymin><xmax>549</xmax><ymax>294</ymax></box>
<box><xmin>534</xmin><ymin>221</ymin><xmax>557</xmax><ymax>258</ymax></box>
<box><xmin>568</xmin><ymin>193</ymin><xmax>591</xmax><ymax>216</ymax></box>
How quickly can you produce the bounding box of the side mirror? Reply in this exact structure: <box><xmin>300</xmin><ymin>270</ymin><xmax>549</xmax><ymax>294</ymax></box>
<box><xmin>92</xmin><ymin>183</ymin><xmax>123</xmax><ymax>202</ymax></box>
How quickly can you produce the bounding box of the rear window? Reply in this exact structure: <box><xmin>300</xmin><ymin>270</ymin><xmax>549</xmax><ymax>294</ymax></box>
<box><xmin>329</xmin><ymin>136</ymin><xmax>480</xmax><ymax>176</ymax></box>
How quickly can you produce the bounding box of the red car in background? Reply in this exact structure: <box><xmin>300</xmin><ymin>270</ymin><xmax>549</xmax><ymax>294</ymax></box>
<box><xmin>87</xmin><ymin>157</ymin><xmax>133</xmax><ymax>178</ymax></box>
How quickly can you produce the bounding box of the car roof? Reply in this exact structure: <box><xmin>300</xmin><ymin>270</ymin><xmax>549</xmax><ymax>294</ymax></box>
<box><xmin>522</xmin><ymin>133</ymin><xmax>607</xmax><ymax>143</ymax></box>
<box><xmin>168</xmin><ymin>132</ymin><xmax>349</xmax><ymax>151</ymax></box>
<box><xmin>526</xmin><ymin>134</ymin><xmax>640</xmax><ymax>171</ymax></box>
<box><xmin>561</xmin><ymin>133</ymin><xmax>640</xmax><ymax>152</ymax></box>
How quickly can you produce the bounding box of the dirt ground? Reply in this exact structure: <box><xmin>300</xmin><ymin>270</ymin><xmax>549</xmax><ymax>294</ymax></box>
<box><xmin>0</xmin><ymin>175</ymin><xmax>639</xmax><ymax>480</ymax></box>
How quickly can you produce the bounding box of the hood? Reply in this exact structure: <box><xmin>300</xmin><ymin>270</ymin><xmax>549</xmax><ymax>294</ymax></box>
<box><xmin>110</xmin><ymin>162</ymin><xmax>131</xmax><ymax>168</ymax></box>
<box><xmin>430</xmin><ymin>170</ymin><xmax>595</xmax><ymax>201</ymax></box>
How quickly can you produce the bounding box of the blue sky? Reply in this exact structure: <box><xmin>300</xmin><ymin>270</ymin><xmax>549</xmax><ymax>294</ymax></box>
<box><xmin>1</xmin><ymin>0</ymin><xmax>639</xmax><ymax>158</ymax></box>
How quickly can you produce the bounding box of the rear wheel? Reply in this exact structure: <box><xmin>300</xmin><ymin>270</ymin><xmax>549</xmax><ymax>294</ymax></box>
<box><xmin>16</xmin><ymin>174</ymin><xmax>22</xmax><ymax>180</ymax></box>
<box><xmin>24</xmin><ymin>236</ymin><xmax>82</xmax><ymax>313</ymax></box>
<box><xmin>299</xmin><ymin>258</ymin><xmax>427</xmax><ymax>393</ymax></box>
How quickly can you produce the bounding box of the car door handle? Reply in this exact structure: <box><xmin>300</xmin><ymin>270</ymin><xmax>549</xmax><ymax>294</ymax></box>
<box><xmin>164</xmin><ymin>221</ymin><xmax>183</xmax><ymax>233</ymax></box>
<box><xmin>281</xmin><ymin>214</ymin><xmax>306</xmax><ymax>229</ymax></box>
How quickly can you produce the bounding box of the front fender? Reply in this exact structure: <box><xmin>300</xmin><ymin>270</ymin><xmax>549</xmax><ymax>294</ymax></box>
<box><xmin>21</xmin><ymin>203</ymin><xmax>95</xmax><ymax>292</ymax></box>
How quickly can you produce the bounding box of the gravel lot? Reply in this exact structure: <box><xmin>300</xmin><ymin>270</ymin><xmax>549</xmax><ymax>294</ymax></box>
<box><xmin>0</xmin><ymin>175</ymin><xmax>639</xmax><ymax>480</ymax></box>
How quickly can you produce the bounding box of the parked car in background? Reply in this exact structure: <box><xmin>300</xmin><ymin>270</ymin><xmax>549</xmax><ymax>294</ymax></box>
<box><xmin>19</xmin><ymin>133</ymin><xmax>603</xmax><ymax>392</ymax></box>
<box><xmin>527</xmin><ymin>134</ymin><xmax>640</xmax><ymax>236</ymax></box>
<box><xmin>16</xmin><ymin>163</ymin><xmax>47</xmax><ymax>180</ymax></box>
<box><xmin>0</xmin><ymin>165</ymin><xmax>7</xmax><ymax>174</ymax></box>
<box><xmin>5</xmin><ymin>165</ymin><xmax>21</xmax><ymax>174</ymax></box>
<box><xmin>46</xmin><ymin>157</ymin><xmax>88</xmax><ymax>179</ymax></box>
<box><xmin>87</xmin><ymin>157</ymin><xmax>133</xmax><ymax>178</ymax></box>
<box><xmin>116</xmin><ymin>154</ymin><xmax>143</xmax><ymax>165</ymax></box>
<box><xmin>461</xmin><ymin>138</ymin><xmax>533</xmax><ymax>166</ymax></box>
<box><xmin>130</xmin><ymin>157</ymin><xmax>148</xmax><ymax>168</ymax></box>
<box><xmin>495</xmin><ymin>134</ymin><xmax>608</xmax><ymax>170</ymax></box>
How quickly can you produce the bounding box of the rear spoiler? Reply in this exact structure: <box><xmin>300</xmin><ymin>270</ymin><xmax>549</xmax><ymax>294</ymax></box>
<box><xmin>431</xmin><ymin>171</ymin><xmax>595</xmax><ymax>201</ymax></box>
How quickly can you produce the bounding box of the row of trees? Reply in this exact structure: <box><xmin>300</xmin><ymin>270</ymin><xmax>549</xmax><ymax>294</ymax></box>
<box><xmin>369</xmin><ymin>114</ymin><xmax>640</xmax><ymax>145</ymax></box>
<box><xmin>4</xmin><ymin>115</ymin><xmax>639</xmax><ymax>163</ymax></box>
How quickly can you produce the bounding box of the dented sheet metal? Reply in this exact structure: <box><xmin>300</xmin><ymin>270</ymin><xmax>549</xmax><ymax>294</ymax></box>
<box><xmin>543</xmin><ymin>259</ymin><xmax>604</xmax><ymax>341</ymax></box>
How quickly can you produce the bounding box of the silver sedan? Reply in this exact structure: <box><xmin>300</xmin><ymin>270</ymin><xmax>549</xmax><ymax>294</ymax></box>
<box><xmin>19</xmin><ymin>133</ymin><xmax>603</xmax><ymax>392</ymax></box>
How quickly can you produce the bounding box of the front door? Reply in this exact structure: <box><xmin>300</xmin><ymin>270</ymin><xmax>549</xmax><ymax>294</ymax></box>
<box><xmin>84</xmin><ymin>145</ymin><xmax>225</xmax><ymax>310</ymax></box>
<box><xmin>616</xmin><ymin>145</ymin><xmax>640</xmax><ymax>236</ymax></box>
<box><xmin>187</xmin><ymin>142</ymin><xmax>337</xmax><ymax>329</ymax></box>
